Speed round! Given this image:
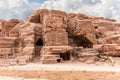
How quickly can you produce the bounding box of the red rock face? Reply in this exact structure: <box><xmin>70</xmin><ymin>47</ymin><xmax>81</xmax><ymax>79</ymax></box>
<box><xmin>27</xmin><ymin>9</ymin><xmax>120</xmax><ymax>48</ymax></box>
<box><xmin>27</xmin><ymin>9</ymin><xmax>49</xmax><ymax>23</ymax></box>
<box><xmin>0</xmin><ymin>19</ymin><xmax>23</xmax><ymax>37</ymax></box>
<box><xmin>1</xmin><ymin>9</ymin><xmax>120</xmax><ymax>64</ymax></box>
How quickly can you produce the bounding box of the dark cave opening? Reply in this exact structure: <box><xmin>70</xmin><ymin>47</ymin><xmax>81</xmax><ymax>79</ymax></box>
<box><xmin>60</xmin><ymin>52</ymin><xmax>70</xmax><ymax>61</ymax></box>
<box><xmin>36</xmin><ymin>39</ymin><xmax>43</xmax><ymax>46</ymax></box>
<box><xmin>35</xmin><ymin>38</ymin><xmax>43</xmax><ymax>56</ymax></box>
<box><xmin>69</xmin><ymin>35</ymin><xmax>93</xmax><ymax>48</ymax></box>
<box><xmin>81</xmin><ymin>36</ymin><xmax>93</xmax><ymax>48</ymax></box>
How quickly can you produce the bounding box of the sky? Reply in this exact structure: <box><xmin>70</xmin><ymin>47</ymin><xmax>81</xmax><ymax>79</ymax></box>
<box><xmin>0</xmin><ymin>0</ymin><xmax>120</xmax><ymax>21</ymax></box>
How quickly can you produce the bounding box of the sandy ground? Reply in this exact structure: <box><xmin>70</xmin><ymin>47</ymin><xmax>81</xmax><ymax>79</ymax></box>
<box><xmin>1</xmin><ymin>61</ymin><xmax>120</xmax><ymax>80</ymax></box>
<box><xmin>0</xmin><ymin>61</ymin><xmax>120</xmax><ymax>72</ymax></box>
<box><xmin>0</xmin><ymin>76</ymin><xmax>48</xmax><ymax>80</ymax></box>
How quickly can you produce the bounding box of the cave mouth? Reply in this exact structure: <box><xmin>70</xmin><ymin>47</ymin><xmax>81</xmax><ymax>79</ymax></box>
<box><xmin>35</xmin><ymin>38</ymin><xmax>43</xmax><ymax>56</ymax></box>
<box><xmin>60</xmin><ymin>52</ymin><xmax>70</xmax><ymax>61</ymax></box>
<box><xmin>36</xmin><ymin>39</ymin><xmax>43</xmax><ymax>46</ymax></box>
<box><xmin>81</xmin><ymin>36</ymin><xmax>93</xmax><ymax>48</ymax></box>
<box><xmin>69</xmin><ymin>36</ymin><xmax>93</xmax><ymax>48</ymax></box>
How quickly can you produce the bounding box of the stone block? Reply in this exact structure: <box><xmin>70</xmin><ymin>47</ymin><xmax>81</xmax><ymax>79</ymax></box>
<box><xmin>18</xmin><ymin>59</ymin><xmax>27</xmax><ymax>65</ymax></box>
<box><xmin>40</xmin><ymin>55</ymin><xmax>63</xmax><ymax>64</ymax></box>
<box><xmin>41</xmin><ymin>46</ymin><xmax>73</xmax><ymax>54</ymax></box>
<box><xmin>22</xmin><ymin>47</ymin><xmax>34</xmax><ymax>55</ymax></box>
<box><xmin>16</xmin><ymin>56</ymin><xmax>29</xmax><ymax>65</ymax></box>
<box><xmin>14</xmin><ymin>47</ymin><xmax>23</xmax><ymax>53</ymax></box>
<box><xmin>43</xmin><ymin>10</ymin><xmax>67</xmax><ymax>32</ymax></box>
<box><xmin>43</xmin><ymin>15</ymin><xmax>65</xmax><ymax>32</ymax></box>
<box><xmin>44</xmin><ymin>31</ymin><xmax>68</xmax><ymax>46</ymax></box>
<box><xmin>99</xmin><ymin>44</ymin><xmax>120</xmax><ymax>56</ymax></box>
<box><xmin>0</xmin><ymin>48</ymin><xmax>14</xmax><ymax>55</ymax></box>
<box><xmin>24</xmin><ymin>55</ymin><xmax>33</xmax><ymax>62</ymax></box>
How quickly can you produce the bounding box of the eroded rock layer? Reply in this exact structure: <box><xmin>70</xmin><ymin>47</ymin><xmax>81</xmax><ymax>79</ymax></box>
<box><xmin>0</xmin><ymin>9</ymin><xmax>120</xmax><ymax>65</ymax></box>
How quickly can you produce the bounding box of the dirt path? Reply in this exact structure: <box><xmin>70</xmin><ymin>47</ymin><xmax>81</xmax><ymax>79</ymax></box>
<box><xmin>1</xmin><ymin>61</ymin><xmax>120</xmax><ymax>71</ymax></box>
<box><xmin>0</xmin><ymin>62</ymin><xmax>120</xmax><ymax>80</ymax></box>
<box><xmin>0</xmin><ymin>76</ymin><xmax>48</xmax><ymax>80</ymax></box>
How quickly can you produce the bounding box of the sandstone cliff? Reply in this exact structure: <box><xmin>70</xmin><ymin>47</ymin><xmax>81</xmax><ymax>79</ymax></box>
<box><xmin>0</xmin><ymin>9</ymin><xmax>120</xmax><ymax>64</ymax></box>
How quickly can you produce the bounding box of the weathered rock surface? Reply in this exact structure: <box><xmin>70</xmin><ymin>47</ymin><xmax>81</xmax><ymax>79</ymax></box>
<box><xmin>1</xmin><ymin>9</ymin><xmax>120</xmax><ymax>64</ymax></box>
<box><xmin>98</xmin><ymin>44</ymin><xmax>120</xmax><ymax>56</ymax></box>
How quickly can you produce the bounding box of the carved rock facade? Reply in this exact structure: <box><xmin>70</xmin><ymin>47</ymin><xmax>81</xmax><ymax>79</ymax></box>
<box><xmin>0</xmin><ymin>9</ymin><xmax>120</xmax><ymax>65</ymax></box>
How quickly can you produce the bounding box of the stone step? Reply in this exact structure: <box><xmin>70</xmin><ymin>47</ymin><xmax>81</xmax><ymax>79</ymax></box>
<box><xmin>41</xmin><ymin>54</ymin><xmax>60</xmax><ymax>59</ymax></box>
<box><xmin>81</xmin><ymin>48</ymin><xmax>97</xmax><ymax>53</ymax></box>
<box><xmin>80</xmin><ymin>52</ymin><xmax>99</xmax><ymax>57</ymax></box>
<box><xmin>40</xmin><ymin>58</ymin><xmax>63</xmax><ymax>64</ymax></box>
<box><xmin>82</xmin><ymin>51</ymin><xmax>98</xmax><ymax>54</ymax></box>
<box><xmin>18</xmin><ymin>59</ymin><xmax>27</xmax><ymax>65</ymax></box>
<box><xmin>40</xmin><ymin>59</ymin><xmax>57</xmax><ymax>64</ymax></box>
<box><xmin>82</xmin><ymin>49</ymin><xmax>96</xmax><ymax>51</ymax></box>
<box><xmin>40</xmin><ymin>56</ymin><xmax>60</xmax><ymax>61</ymax></box>
<box><xmin>40</xmin><ymin>54</ymin><xmax>62</xmax><ymax>64</ymax></box>
<box><xmin>81</xmin><ymin>51</ymin><xmax>95</xmax><ymax>53</ymax></box>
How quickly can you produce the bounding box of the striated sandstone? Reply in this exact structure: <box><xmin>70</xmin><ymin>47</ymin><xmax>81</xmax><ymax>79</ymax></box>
<box><xmin>0</xmin><ymin>9</ymin><xmax>120</xmax><ymax>64</ymax></box>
